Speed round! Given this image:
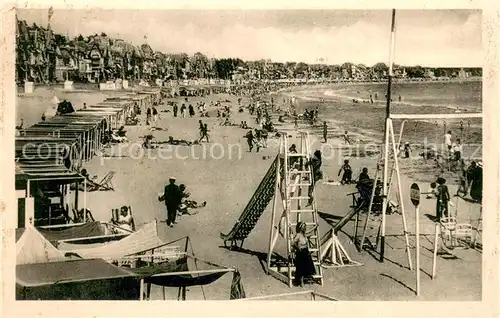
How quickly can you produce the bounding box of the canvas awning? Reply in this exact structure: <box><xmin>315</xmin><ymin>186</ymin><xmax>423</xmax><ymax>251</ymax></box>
<box><xmin>16</xmin><ymin>226</ymin><xmax>66</xmax><ymax>265</ymax></box>
<box><xmin>57</xmin><ymin>220</ymin><xmax>164</xmax><ymax>260</ymax></box>
<box><xmin>37</xmin><ymin>222</ymin><xmax>107</xmax><ymax>246</ymax></box>
<box><xmin>124</xmin><ymin>236</ymin><xmax>239</xmax><ymax>293</ymax></box>
<box><xmin>17</xmin><ymin>258</ymin><xmax>138</xmax><ymax>287</ymax></box>
<box><xmin>16</xmin><ymin>234</ymin><xmax>244</xmax><ymax>300</ymax></box>
<box><xmin>135</xmin><ymin>255</ymin><xmax>234</xmax><ymax>288</ymax></box>
<box><xmin>16</xmin><ymin>259</ymin><xmax>142</xmax><ymax>300</ymax></box>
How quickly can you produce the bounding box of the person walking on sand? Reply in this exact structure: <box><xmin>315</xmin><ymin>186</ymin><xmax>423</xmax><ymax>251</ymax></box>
<box><xmin>261</xmin><ymin>128</ymin><xmax>268</xmax><ymax>148</ymax></box>
<box><xmin>199</xmin><ymin>124</ymin><xmax>210</xmax><ymax>143</ymax></box>
<box><xmin>152</xmin><ymin>107</ymin><xmax>158</xmax><ymax>123</ymax></box>
<box><xmin>173</xmin><ymin>103</ymin><xmax>179</xmax><ymax>117</ymax></box>
<box><xmin>254</xmin><ymin>129</ymin><xmax>262</xmax><ymax>153</ymax></box>
<box><xmin>146</xmin><ymin>107</ymin><xmax>152</xmax><ymax>123</ymax></box>
<box><xmin>452</xmin><ymin>138</ymin><xmax>463</xmax><ymax>162</ymax></box>
<box><xmin>343</xmin><ymin>130</ymin><xmax>351</xmax><ymax>145</ymax></box>
<box><xmin>444</xmin><ymin>130</ymin><xmax>452</xmax><ymax>155</ymax></box>
<box><xmin>198</xmin><ymin>120</ymin><xmax>204</xmax><ymax>138</ymax></box>
<box><xmin>180</xmin><ymin>104</ymin><xmax>187</xmax><ymax>118</ymax></box>
<box><xmin>245</xmin><ymin>130</ymin><xmax>254</xmax><ymax>152</ymax></box>
<box><xmin>323</xmin><ymin>121</ymin><xmax>328</xmax><ymax>143</ymax></box>
<box><xmin>164</xmin><ymin>177</ymin><xmax>182</xmax><ymax>227</ymax></box>
<box><xmin>292</xmin><ymin>221</ymin><xmax>316</xmax><ymax>287</ymax></box>
<box><xmin>189</xmin><ymin>104</ymin><xmax>195</xmax><ymax>117</ymax></box>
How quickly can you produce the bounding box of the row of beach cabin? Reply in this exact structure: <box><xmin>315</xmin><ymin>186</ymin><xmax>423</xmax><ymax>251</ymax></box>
<box><xmin>15</xmin><ymin>88</ymin><xmax>162</xmax><ymax>228</ymax></box>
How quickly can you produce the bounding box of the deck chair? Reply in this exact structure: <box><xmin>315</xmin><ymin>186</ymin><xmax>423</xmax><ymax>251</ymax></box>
<box><xmin>94</xmin><ymin>171</ymin><xmax>116</xmax><ymax>191</ymax></box>
<box><xmin>72</xmin><ymin>208</ymin><xmax>95</xmax><ymax>223</ymax></box>
<box><xmin>111</xmin><ymin>206</ymin><xmax>136</xmax><ymax>232</ymax></box>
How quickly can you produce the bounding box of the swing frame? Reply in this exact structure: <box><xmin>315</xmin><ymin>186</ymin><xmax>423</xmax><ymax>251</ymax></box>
<box><xmin>372</xmin><ymin>112</ymin><xmax>483</xmax><ymax>262</ymax></box>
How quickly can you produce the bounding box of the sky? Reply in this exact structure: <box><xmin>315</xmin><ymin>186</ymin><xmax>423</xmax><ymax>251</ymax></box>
<box><xmin>16</xmin><ymin>9</ymin><xmax>482</xmax><ymax>67</ymax></box>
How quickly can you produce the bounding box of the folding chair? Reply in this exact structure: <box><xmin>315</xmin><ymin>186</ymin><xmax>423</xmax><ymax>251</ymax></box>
<box><xmin>72</xmin><ymin>208</ymin><xmax>95</xmax><ymax>223</ymax></box>
<box><xmin>95</xmin><ymin>171</ymin><xmax>116</xmax><ymax>191</ymax></box>
<box><xmin>111</xmin><ymin>206</ymin><xmax>136</xmax><ymax>232</ymax></box>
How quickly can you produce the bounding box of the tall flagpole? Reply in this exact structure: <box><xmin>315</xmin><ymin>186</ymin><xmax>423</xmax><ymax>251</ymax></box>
<box><xmin>380</xmin><ymin>8</ymin><xmax>396</xmax><ymax>262</ymax></box>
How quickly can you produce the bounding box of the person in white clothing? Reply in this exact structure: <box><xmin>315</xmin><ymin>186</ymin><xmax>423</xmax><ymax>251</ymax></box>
<box><xmin>452</xmin><ymin>138</ymin><xmax>463</xmax><ymax>161</ymax></box>
<box><xmin>444</xmin><ymin>130</ymin><xmax>452</xmax><ymax>154</ymax></box>
<box><xmin>115</xmin><ymin>206</ymin><xmax>134</xmax><ymax>232</ymax></box>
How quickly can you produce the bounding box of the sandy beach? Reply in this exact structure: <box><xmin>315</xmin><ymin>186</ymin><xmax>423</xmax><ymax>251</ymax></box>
<box><xmin>13</xmin><ymin>79</ymin><xmax>481</xmax><ymax>300</ymax></box>
<box><xmin>16</xmin><ymin>82</ymin><xmax>483</xmax><ymax>300</ymax></box>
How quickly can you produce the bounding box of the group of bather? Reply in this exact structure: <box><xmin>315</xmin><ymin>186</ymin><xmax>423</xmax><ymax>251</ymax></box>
<box><xmin>169</xmin><ymin>98</ymin><xmax>210</xmax><ymax>119</ymax></box>
<box><xmin>160</xmin><ymin>177</ymin><xmax>207</xmax><ymax>228</ymax></box>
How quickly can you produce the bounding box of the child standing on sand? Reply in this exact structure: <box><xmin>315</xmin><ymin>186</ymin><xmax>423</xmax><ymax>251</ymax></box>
<box><xmin>152</xmin><ymin>107</ymin><xmax>158</xmax><ymax>122</ymax></box>
<box><xmin>343</xmin><ymin>131</ymin><xmax>351</xmax><ymax>145</ymax></box>
<box><xmin>338</xmin><ymin>159</ymin><xmax>353</xmax><ymax>185</ymax></box>
<box><xmin>436</xmin><ymin>177</ymin><xmax>450</xmax><ymax>220</ymax></box>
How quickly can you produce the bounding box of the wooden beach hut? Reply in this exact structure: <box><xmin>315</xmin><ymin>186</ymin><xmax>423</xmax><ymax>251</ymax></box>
<box><xmin>15</xmin><ymin>136</ymin><xmax>80</xmax><ymax>169</ymax></box>
<box><xmin>15</xmin><ymin>162</ymin><xmax>87</xmax><ymax>228</ymax></box>
<box><xmin>74</xmin><ymin>109</ymin><xmax>122</xmax><ymax>130</ymax></box>
<box><xmin>137</xmin><ymin>88</ymin><xmax>162</xmax><ymax>107</ymax></box>
<box><xmin>19</xmin><ymin>115</ymin><xmax>107</xmax><ymax>163</ymax></box>
<box><xmin>101</xmin><ymin>98</ymin><xmax>135</xmax><ymax>112</ymax></box>
<box><xmin>123</xmin><ymin>93</ymin><xmax>149</xmax><ymax>112</ymax></box>
<box><xmin>83</xmin><ymin>107</ymin><xmax>126</xmax><ymax>127</ymax></box>
<box><xmin>94</xmin><ymin>99</ymin><xmax>135</xmax><ymax>123</ymax></box>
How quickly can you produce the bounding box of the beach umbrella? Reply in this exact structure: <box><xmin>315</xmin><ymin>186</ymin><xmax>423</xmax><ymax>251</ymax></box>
<box><xmin>51</xmin><ymin>95</ymin><xmax>60</xmax><ymax>105</ymax></box>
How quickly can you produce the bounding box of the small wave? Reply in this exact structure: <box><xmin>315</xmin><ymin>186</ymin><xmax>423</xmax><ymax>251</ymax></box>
<box><xmin>321</xmin><ymin>89</ymin><xmax>479</xmax><ymax>111</ymax></box>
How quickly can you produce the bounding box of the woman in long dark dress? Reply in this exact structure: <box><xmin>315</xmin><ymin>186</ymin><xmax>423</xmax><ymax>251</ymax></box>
<box><xmin>292</xmin><ymin>222</ymin><xmax>316</xmax><ymax>287</ymax></box>
<box><xmin>468</xmin><ymin>161</ymin><xmax>483</xmax><ymax>203</ymax></box>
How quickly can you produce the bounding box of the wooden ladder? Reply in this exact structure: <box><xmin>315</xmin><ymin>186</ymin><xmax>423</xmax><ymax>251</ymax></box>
<box><xmin>267</xmin><ymin>132</ymin><xmax>323</xmax><ymax>287</ymax></box>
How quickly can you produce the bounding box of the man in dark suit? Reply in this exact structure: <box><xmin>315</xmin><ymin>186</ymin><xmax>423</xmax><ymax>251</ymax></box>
<box><xmin>164</xmin><ymin>177</ymin><xmax>181</xmax><ymax>227</ymax></box>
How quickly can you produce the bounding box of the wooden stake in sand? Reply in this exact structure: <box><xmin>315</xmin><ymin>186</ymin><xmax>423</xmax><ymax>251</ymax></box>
<box><xmin>432</xmin><ymin>222</ymin><xmax>439</xmax><ymax>279</ymax></box>
<box><xmin>410</xmin><ymin>183</ymin><xmax>421</xmax><ymax>296</ymax></box>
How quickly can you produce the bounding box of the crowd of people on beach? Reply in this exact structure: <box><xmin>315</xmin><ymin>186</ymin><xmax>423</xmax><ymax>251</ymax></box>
<box><xmin>57</xmin><ymin>79</ymin><xmax>482</xmax><ymax>290</ymax></box>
